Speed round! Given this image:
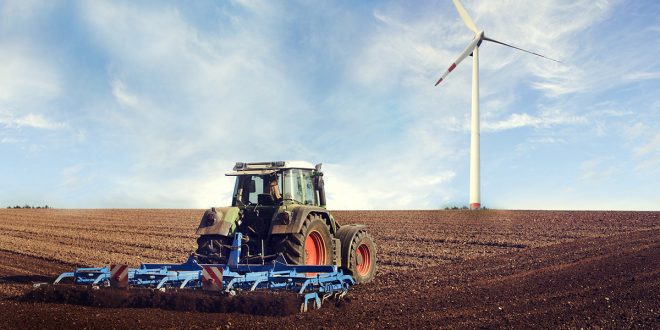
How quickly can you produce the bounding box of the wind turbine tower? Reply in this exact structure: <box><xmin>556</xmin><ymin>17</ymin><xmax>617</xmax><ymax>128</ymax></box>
<box><xmin>435</xmin><ymin>0</ymin><xmax>559</xmax><ymax>210</ymax></box>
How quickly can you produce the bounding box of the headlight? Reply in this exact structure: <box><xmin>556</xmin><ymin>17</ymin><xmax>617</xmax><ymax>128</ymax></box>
<box><xmin>206</xmin><ymin>208</ymin><xmax>217</xmax><ymax>225</ymax></box>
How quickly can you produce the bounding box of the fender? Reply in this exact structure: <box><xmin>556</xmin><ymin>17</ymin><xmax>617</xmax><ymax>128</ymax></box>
<box><xmin>336</xmin><ymin>224</ymin><xmax>366</xmax><ymax>246</ymax></box>
<box><xmin>270</xmin><ymin>205</ymin><xmax>336</xmax><ymax>235</ymax></box>
<box><xmin>195</xmin><ymin>207</ymin><xmax>240</xmax><ymax>236</ymax></box>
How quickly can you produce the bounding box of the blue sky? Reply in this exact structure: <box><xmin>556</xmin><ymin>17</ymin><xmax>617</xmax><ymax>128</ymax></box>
<box><xmin>1</xmin><ymin>0</ymin><xmax>658</xmax><ymax>210</ymax></box>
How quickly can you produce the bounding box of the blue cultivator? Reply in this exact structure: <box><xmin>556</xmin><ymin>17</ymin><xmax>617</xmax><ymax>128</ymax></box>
<box><xmin>53</xmin><ymin>233</ymin><xmax>355</xmax><ymax>312</ymax></box>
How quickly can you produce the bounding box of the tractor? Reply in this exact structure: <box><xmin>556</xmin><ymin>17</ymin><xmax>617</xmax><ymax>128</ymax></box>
<box><xmin>194</xmin><ymin>161</ymin><xmax>377</xmax><ymax>283</ymax></box>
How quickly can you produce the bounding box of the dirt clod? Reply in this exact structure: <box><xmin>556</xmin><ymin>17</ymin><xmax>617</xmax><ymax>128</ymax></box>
<box><xmin>21</xmin><ymin>286</ymin><xmax>300</xmax><ymax>316</ymax></box>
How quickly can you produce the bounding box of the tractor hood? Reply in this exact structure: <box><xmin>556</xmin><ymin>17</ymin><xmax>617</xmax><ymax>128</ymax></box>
<box><xmin>195</xmin><ymin>206</ymin><xmax>240</xmax><ymax>236</ymax></box>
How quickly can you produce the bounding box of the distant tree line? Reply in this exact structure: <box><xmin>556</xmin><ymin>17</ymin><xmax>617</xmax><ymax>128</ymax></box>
<box><xmin>6</xmin><ymin>205</ymin><xmax>51</xmax><ymax>209</ymax></box>
<box><xmin>443</xmin><ymin>205</ymin><xmax>488</xmax><ymax>210</ymax></box>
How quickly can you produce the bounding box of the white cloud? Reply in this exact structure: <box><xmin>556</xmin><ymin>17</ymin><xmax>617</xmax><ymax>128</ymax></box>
<box><xmin>106</xmin><ymin>160</ymin><xmax>237</xmax><ymax>208</ymax></box>
<box><xmin>634</xmin><ymin>156</ymin><xmax>660</xmax><ymax>172</ymax></box>
<box><xmin>579</xmin><ymin>157</ymin><xmax>618</xmax><ymax>180</ymax></box>
<box><xmin>0</xmin><ymin>45</ymin><xmax>60</xmax><ymax>104</ymax></box>
<box><xmin>60</xmin><ymin>164</ymin><xmax>94</xmax><ymax>190</ymax></box>
<box><xmin>458</xmin><ymin>0</ymin><xmax>618</xmax><ymax>98</ymax></box>
<box><xmin>230</xmin><ymin>0</ymin><xmax>276</xmax><ymax>15</ymax></box>
<box><xmin>325</xmin><ymin>163</ymin><xmax>456</xmax><ymax>210</ymax></box>
<box><xmin>0</xmin><ymin>24</ymin><xmax>68</xmax><ymax>138</ymax></box>
<box><xmin>1</xmin><ymin>137</ymin><xmax>20</xmax><ymax>144</ymax></box>
<box><xmin>620</xmin><ymin>120</ymin><xmax>659</xmax><ymax>174</ymax></box>
<box><xmin>515</xmin><ymin>135</ymin><xmax>566</xmax><ymax>153</ymax></box>
<box><xmin>482</xmin><ymin>110</ymin><xmax>585</xmax><ymax>132</ymax></box>
<box><xmin>623</xmin><ymin>71</ymin><xmax>660</xmax><ymax>82</ymax></box>
<box><xmin>0</xmin><ymin>111</ymin><xmax>67</xmax><ymax>130</ymax></box>
<box><xmin>80</xmin><ymin>1</ymin><xmax>307</xmax><ymax>149</ymax></box>
<box><xmin>111</xmin><ymin>79</ymin><xmax>144</xmax><ymax>111</ymax></box>
<box><xmin>623</xmin><ymin>122</ymin><xmax>648</xmax><ymax>140</ymax></box>
<box><xmin>633</xmin><ymin>133</ymin><xmax>660</xmax><ymax>157</ymax></box>
<box><xmin>72</xmin><ymin>1</ymin><xmax>325</xmax><ymax>205</ymax></box>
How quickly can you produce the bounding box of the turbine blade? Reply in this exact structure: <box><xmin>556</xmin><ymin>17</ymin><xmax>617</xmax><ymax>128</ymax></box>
<box><xmin>483</xmin><ymin>36</ymin><xmax>561</xmax><ymax>63</ymax></box>
<box><xmin>435</xmin><ymin>38</ymin><xmax>480</xmax><ymax>86</ymax></box>
<box><xmin>452</xmin><ymin>0</ymin><xmax>478</xmax><ymax>33</ymax></box>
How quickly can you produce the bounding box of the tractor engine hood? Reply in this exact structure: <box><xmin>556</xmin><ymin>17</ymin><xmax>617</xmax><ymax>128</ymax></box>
<box><xmin>195</xmin><ymin>206</ymin><xmax>241</xmax><ymax>236</ymax></box>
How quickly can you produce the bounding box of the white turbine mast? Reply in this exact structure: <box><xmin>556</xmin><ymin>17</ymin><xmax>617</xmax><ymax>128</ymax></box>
<box><xmin>435</xmin><ymin>0</ymin><xmax>559</xmax><ymax>210</ymax></box>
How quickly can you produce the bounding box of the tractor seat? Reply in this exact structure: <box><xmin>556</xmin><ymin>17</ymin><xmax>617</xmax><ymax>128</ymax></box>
<box><xmin>257</xmin><ymin>194</ymin><xmax>275</xmax><ymax>205</ymax></box>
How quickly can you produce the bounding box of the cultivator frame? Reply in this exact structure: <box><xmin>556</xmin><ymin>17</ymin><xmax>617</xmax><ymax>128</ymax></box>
<box><xmin>53</xmin><ymin>233</ymin><xmax>354</xmax><ymax>312</ymax></box>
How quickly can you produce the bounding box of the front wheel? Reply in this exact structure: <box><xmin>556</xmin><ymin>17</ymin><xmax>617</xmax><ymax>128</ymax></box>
<box><xmin>338</xmin><ymin>227</ymin><xmax>377</xmax><ymax>283</ymax></box>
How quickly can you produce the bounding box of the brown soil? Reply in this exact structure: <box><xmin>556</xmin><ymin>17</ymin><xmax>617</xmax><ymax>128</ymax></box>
<box><xmin>0</xmin><ymin>209</ymin><xmax>658</xmax><ymax>329</ymax></box>
<box><xmin>21</xmin><ymin>286</ymin><xmax>300</xmax><ymax>316</ymax></box>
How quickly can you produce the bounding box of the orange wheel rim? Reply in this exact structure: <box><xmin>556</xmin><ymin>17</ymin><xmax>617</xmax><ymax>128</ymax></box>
<box><xmin>356</xmin><ymin>243</ymin><xmax>371</xmax><ymax>276</ymax></box>
<box><xmin>304</xmin><ymin>231</ymin><xmax>326</xmax><ymax>265</ymax></box>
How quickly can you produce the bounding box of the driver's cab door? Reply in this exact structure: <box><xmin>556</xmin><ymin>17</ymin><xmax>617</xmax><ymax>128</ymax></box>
<box><xmin>282</xmin><ymin>169</ymin><xmax>317</xmax><ymax>206</ymax></box>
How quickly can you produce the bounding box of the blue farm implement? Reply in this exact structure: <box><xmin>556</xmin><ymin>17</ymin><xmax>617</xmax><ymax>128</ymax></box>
<box><xmin>52</xmin><ymin>233</ymin><xmax>355</xmax><ymax>312</ymax></box>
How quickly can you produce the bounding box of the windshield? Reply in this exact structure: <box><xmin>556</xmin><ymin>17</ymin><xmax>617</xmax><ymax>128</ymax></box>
<box><xmin>282</xmin><ymin>169</ymin><xmax>316</xmax><ymax>205</ymax></box>
<box><xmin>232</xmin><ymin>169</ymin><xmax>316</xmax><ymax>206</ymax></box>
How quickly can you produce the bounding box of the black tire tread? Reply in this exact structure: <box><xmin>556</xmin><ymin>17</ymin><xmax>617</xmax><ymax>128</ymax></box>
<box><xmin>340</xmin><ymin>229</ymin><xmax>377</xmax><ymax>283</ymax></box>
<box><xmin>277</xmin><ymin>214</ymin><xmax>332</xmax><ymax>265</ymax></box>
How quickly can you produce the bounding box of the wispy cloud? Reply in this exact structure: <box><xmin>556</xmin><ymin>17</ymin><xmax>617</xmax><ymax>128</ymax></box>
<box><xmin>0</xmin><ymin>44</ymin><xmax>60</xmax><ymax>105</ymax></box>
<box><xmin>580</xmin><ymin>157</ymin><xmax>618</xmax><ymax>180</ymax></box>
<box><xmin>326</xmin><ymin>163</ymin><xmax>456</xmax><ymax>210</ymax></box>
<box><xmin>111</xmin><ymin>79</ymin><xmax>144</xmax><ymax>111</ymax></box>
<box><xmin>60</xmin><ymin>164</ymin><xmax>95</xmax><ymax>190</ymax></box>
<box><xmin>633</xmin><ymin>133</ymin><xmax>660</xmax><ymax>157</ymax></box>
<box><xmin>623</xmin><ymin>71</ymin><xmax>660</xmax><ymax>82</ymax></box>
<box><xmin>515</xmin><ymin>136</ymin><xmax>566</xmax><ymax>153</ymax></box>
<box><xmin>0</xmin><ymin>9</ymin><xmax>68</xmax><ymax>141</ymax></box>
<box><xmin>483</xmin><ymin>110</ymin><xmax>585</xmax><ymax>132</ymax></box>
<box><xmin>620</xmin><ymin>116</ymin><xmax>660</xmax><ymax>174</ymax></box>
<box><xmin>0</xmin><ymin>111</ymin><xmax>67</xmax><ymax>130</ymax></box>
<box><xmin>0</xmin><ymin>137</ymin><xmax>21</xmax><ymax>144</ymax></box>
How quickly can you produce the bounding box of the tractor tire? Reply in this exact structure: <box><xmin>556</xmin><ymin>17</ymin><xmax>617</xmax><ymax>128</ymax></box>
<box><xmin>195</xmin><ymin>235</ymin><xmax>232</xmax><ymax>264</ymax></box>
<box><xmin>277</xmin><ymin>214</ymin><xmax>334</xmax><ymax>265</ymax></box>
<box><xmin>338</xmin><ymin>227</ymin><xmax>377</xmax><ymax>283</ymax></box>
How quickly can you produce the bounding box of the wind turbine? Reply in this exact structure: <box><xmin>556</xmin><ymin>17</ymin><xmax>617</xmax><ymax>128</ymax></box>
<box><xmin>435</xmin><ymin>0</ymin><xmax>559</xmax><ymax>210</ymax></box>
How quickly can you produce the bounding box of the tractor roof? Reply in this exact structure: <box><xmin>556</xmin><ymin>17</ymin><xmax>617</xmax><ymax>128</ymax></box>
<box><xmin>226</xmin><ymin>161</ymin><xmax>316</xmax><ymax>176</ymax></box>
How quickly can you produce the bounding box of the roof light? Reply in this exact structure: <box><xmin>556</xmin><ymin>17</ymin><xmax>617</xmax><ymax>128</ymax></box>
<box><xmin>234</xmin><ymin>162</ymin><xmax>245</xmax><ymax>170</ymax></box>
<box><xmin>272</xmin><ymin>161</ymin><xmax>286</xmax><ymax>167</ymax></box>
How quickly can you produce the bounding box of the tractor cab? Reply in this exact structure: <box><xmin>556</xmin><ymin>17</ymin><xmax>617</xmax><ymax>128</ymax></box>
<box><xmin>227</xmin><ymin>161</ymin><xmax>326</xmax><ymax>208</ymax></box>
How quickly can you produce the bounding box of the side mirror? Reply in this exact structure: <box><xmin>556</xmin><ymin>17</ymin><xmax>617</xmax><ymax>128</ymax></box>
<box><xmin>314</xmin><ymin>164</ymin><xmax>327</xmax><ymax>208</ymax></box>
<box><xmin>249</xmin><ymin>180</ymin><xmax>256</xmax><ymax>193</ymax></box>
<box><xmin>314</xmin><ymin>163</ymin><xmax>324</xmax><ymax>181</ymax></box>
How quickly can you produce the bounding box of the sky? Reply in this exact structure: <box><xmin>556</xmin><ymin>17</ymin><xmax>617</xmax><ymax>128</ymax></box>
<box><xmin>1</xmin><ymin>0</ymin><xmax>658</xmax><ymax>210</ymax></box>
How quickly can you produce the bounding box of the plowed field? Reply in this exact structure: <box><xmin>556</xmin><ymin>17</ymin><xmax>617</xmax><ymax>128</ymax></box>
<box><xmin>0</xmin><ymin>209</ymin><xmax>658</xmax><ymax>329</ymax></box>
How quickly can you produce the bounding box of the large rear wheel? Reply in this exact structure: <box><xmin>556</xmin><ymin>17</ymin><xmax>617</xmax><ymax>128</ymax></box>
<box><xmin>278</xmin><ymin>214</ymin><xmax>333</xmax><ymax>265</ymax></box>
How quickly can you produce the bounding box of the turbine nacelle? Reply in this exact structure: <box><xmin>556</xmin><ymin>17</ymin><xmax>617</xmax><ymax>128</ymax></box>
<box><xmin>474</xmin><ymin>30</ymin><xmax>485</xmax><ymax>49</ymax></box>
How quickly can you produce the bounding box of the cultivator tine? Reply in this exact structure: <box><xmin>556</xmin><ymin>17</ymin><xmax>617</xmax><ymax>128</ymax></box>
<box><xmin>54</xmin><ymin>272</ymin><xmax>75</xmax><ymax>284</ymax></box>
<box><xmin>201</xmin><ymin>265</ymin><xmax>223</xmax><ymax>290</ymax></box>
<box><xmin>109</xmin><ymin>264</ymin><xmax>128</xmax><ymax>288</ymax></box>
<box><xmin>301</xmin><ymin>292</ymin><xmax>322</xmax><ymax>312</ymax></box>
